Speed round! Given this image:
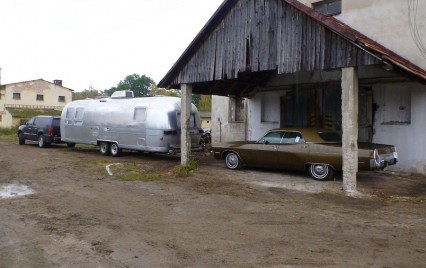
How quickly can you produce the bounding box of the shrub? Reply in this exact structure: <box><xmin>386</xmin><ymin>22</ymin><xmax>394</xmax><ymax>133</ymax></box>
<box><xmin>172</xmin><ymin>158</ymin><xmax>198</xmax><ymax>177</ymax></box>
<box><xmin>0</xmin><ymin>126</ymin><xmax>18</xmax><ymax>136</ymax></box>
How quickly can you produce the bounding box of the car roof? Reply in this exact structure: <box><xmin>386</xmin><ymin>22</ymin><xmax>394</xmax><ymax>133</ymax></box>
<box><xmin>268</xmin><ymin>128</ymin><xmax>335</xmax><ymax>143</ymax></box>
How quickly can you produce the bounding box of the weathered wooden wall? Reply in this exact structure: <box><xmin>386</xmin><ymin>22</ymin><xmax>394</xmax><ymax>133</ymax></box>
<box><xmin>174</xmin><ymin>0</ymin><xmax>379</xmax><ymax>85</ymax></box>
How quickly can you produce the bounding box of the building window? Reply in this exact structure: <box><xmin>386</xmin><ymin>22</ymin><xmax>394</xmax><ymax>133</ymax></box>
<box><xmin>230</xmin><ymin>97</ymin><xmax>245</xmax><ymax>122</ymax></box>
<box><xmin>13</xmin><ymin>93</ymin><xmax>21</xmax><ymax>100</ymax></box>
<box><xmin>36</xmin><ymin>94</ymin><xmax>44</xmax><ymax>101</ymax></box>
<box><xmin>58</xmin><ymin>96</ymin><xmax>66</xmax><ymax>102</ymax></box>
<box><xmin>313</xmin><ymin>0</ymin><xmax>341</xmax><ymax>16</ymax></box>
<box><xmin>0</xmin><ymin>115</ymin><xmax>2</xmax><ymax>122</ymax></box>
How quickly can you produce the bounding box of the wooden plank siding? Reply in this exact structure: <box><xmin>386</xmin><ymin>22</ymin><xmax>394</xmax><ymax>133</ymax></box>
<box><xmin>172</xmin><ymin>0</ymin><xmax>379</xmax><ymax>86</ymax></box>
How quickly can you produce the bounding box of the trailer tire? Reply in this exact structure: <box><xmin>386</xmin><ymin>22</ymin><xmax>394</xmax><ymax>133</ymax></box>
<box><xmin>66</xmin><ymin>143</ymin><xmax>76</xmax><ymax>148</ymax></box>
<box><xmin>99</xmin><ymin>142</ymin><xmax>110</xmax><ymax>155</ymax></box>
<box><xmin>110</xmin><ymin>143</ymin><xmax>122</xmax><ymax>157</ymax></box>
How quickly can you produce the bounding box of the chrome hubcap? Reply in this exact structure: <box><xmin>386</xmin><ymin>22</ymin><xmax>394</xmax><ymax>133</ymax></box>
<box><xmin>226</xmin><ymin>154</ymin><xmax>238</xmax><ymax>168</ymax></box>
<box><xmin>313</xmin><ymin>164</ymin><xmax>326</xmax><ymax>175</ymax></box>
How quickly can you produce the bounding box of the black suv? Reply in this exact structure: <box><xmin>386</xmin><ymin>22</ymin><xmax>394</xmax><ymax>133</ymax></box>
<box><xmin>18</xmin><ymin>116</ymin><xmax>62</xmax><ymax>148</ymax></box>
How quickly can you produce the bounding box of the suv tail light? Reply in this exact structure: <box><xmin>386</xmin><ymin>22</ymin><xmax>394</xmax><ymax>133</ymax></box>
<box><xmin>48</xmin><ymin>126</ymin><xmax>54</xmax><ymax>136</ymax></box>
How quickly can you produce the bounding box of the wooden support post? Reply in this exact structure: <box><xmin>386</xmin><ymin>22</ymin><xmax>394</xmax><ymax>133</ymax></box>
<box><xmin>341</xmin><ymin>67</ymin><xmax>358</xmax><ymax>194</ymax></box>
<box><xmin>181</xmin><ymin>84</ymin><xmax>192</xmax><ymax>165</ymax></box>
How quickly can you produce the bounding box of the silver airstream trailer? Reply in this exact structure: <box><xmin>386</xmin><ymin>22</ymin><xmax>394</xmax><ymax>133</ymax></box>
<box><xmin>60</xmin><ymin>91</ymin><xmax>203</xmax><ymax>156</ymax></box>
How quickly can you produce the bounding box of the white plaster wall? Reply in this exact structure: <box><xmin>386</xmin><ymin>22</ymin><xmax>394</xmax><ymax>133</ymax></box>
<box><xmin>302</xmin><ymin>0</ymin><xmax>426</xmax><ymax>70</ymax></box>
<box><xmin>211</xmin><ymin>95</ymin><xmax>246</xmax><ymax>144</ymax></box>
<box><xmin>373</xmin><ymin>82</ymin><xmax>426</xmax><ymax>174</ymax></box>
<box><xmin>247</xmin><ymin>91</ymin><xmax>285</xmax><ymax>140</ymax></box>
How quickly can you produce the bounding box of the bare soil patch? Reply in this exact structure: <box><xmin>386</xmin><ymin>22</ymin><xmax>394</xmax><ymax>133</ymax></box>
<box><xmin>1</xmin><ymin>137</ymin><xmax>425</xmax><ymax>267</ymax></box>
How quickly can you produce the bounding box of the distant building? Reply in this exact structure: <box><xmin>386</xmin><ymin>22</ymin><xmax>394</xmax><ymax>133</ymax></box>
<box><xmin>0</xmin><ymin>79</ymin><xmax>73</xmax><ymax>127</ymax></box>
<box><xmin>199</xmin><ymin>112</ymin><xmax>212</xmax><ymax>130</ymax></box>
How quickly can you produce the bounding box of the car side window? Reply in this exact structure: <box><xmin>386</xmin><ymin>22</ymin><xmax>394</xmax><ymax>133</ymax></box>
<box><xmin>260</xmin><ymin>131</ymin><xmax>283</xmax><ymax>144</ymax></box>
<box><xmin>280</xmin><ymin>131</ymin><xmax>305</xmax><ymax>144</ymax></box>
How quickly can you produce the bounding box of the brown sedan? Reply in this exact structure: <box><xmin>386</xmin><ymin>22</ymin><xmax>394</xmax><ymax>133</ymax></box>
<box><xmin>212</xmin><ymin>128</ymin><xmax>398</xmax><ymax>180</ymax></box>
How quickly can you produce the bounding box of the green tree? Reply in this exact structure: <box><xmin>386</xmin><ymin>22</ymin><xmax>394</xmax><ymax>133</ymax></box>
<box><xmin>197</xmin><ymin>95</ymin><xmax>212</xmax><ymax>112</ymax></box>
<box><xmin>192</xmin><ymin>94</ymin><xmax>201</xmax><ymax>107</ymax></box>
<box><xmin>104</xmin><ymin>74</ymin><xmax>154</xmax><ymax>97</ymax></box>
<box><xmin>73</xmin><ymin>86</ymin><xmax>103</xmax><ymax>100</ymax></box>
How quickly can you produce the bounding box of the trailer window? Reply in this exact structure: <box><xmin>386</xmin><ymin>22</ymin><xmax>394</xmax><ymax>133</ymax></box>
<box><xmin>75</xmin><ymin>108</ymin><xmax>84</xmax><ymax>120</ymax></box>
<box><xmin>177</xmin><ymin>113</ymin><xmax>196</xmax><ymax>128</ymax></box>
<box><xmin>66</xmin><ymin>108</ymin><xmax>75</xmax><ymax>119</ymax></box>
<box><xmin>134</xmin><ymin>107</ymin><xmax>147</xmax><ymax>123</ymax></box>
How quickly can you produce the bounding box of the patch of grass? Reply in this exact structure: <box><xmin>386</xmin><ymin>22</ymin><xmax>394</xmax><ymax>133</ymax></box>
<box><xmin>10</xmin><ymin>108</ymin><xmax>61</xmax><ymax>118</ymax></box>
<box><xmin>96</xmin><ymin>159</ymin><xmax>111</xmax><ymax>164</ymax></box>
<box><xmin>119</xmin><ymin>170</ymin><xmax>161</xmax><ymax>182</ymax></box>
<box><xmin>386</xmin><ymin>195</ymin><xmax>426</xmax><ymax>204</ymax></box>
<box><xmin>71</xmin><ymin>144</ymin><xmax>98</xmax><ymax>151</ymax></box>
<box><xmin>0</xmin><ymin>126</ymin><xmax>18</xmax><ymax>136</ymax></box>
<box><xmin>172</xmin><ymin>158</ymin><xmax>198</xmax><ymax>177</ymax></box>
<box><xmin>0</xmin><ymin>134</ymin><xmax>16</xmax><ymax>142</ymax></box>
<box><xmin>145</xmin><ymin>172</ymin><xmax>161</xmax><ymax>181</ymax></box>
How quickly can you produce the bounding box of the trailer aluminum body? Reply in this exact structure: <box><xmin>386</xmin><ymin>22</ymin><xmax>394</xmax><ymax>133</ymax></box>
<box><xmin>60</xmin><ymin>93</ymin><xmax>203</xmax><ymax>156</ymax></box>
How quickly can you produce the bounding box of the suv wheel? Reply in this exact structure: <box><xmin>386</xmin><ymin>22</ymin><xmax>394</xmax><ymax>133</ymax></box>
<box><xmin>38</xmin><ymin>135</ymin><xmax>47</xmax><ymax>148</ymax></box>
<box><xmin>18</xmin><ymin>132</ymin><xmax>25</xmax><ymax>145</ymax></box>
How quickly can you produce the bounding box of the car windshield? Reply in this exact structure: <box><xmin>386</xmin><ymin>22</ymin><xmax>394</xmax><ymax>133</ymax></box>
<box><xmin>318</xmin><ymin>131</ymin><xmax>341</xmax><ymax>142</ymax></box>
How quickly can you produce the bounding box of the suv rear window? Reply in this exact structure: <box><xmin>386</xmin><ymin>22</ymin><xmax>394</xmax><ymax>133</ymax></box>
<box><xmin>35</xmin><ymin>117</ymin><xmax>52</xmax><ymax>128</ymax></box>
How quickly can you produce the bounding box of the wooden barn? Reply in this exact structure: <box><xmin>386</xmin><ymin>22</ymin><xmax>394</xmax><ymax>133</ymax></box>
<box><xmin>159</xmin><ymin>0</ymin><xmax>426</xmax><ymax>192</ymax></box>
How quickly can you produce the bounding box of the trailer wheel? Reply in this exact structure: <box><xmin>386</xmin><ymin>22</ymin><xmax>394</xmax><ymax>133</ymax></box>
<box><xmin>110</xmin><ymin>143</ymin><xmax>122</xmax><ymax>157</ymax></box>
<box><xmin>99</xmin><ymin>142</ymin><xmax>110</xmax><ymax>155</ymax></box>
<box><xmin>66</xmin><ymin>143</ymin><xmax>76</xmax><ymax>148</ymax></box>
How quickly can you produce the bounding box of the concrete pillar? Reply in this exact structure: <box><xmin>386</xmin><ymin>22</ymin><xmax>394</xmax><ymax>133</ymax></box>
<box><xmin>181</xmin><ymin>84</ymin><xmax>192</xmax><ymax>165</ymax></box>
<box><xmin>341</xmin><ymin>67</ymin><xmax>359</xmax><ymax>194</ymax></box>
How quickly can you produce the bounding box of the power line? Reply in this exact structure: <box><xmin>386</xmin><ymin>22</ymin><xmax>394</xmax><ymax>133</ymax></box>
<box><xmin>408</xmin><ymin>0</ymin><xmax>426</xmax><ymax>60</ymax></box>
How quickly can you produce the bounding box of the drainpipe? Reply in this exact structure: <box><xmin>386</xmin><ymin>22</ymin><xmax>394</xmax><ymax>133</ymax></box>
<box><xmin>218</xmin><ymin>117</ymin><xmax>222</xmax><ymax>143</ymax></box>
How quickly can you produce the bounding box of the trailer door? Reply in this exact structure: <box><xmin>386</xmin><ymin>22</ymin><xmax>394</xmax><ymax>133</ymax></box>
<box><xmin>133</xmin><ymin>107</ymin><xmax>147</xmax><ymax>146</ymax></box>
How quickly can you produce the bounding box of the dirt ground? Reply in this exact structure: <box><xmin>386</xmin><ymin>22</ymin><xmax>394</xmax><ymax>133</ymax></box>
<box><xmin>0</xmin><ymin>137</ymin><xmax>425</xmax><ymax>268</ymax></box>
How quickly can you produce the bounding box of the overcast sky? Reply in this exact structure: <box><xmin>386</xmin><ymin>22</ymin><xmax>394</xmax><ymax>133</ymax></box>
<box><xmin>0</xmin><ymin>0</ymin><xmax>224</xmax><ymax>91</ymax></box>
